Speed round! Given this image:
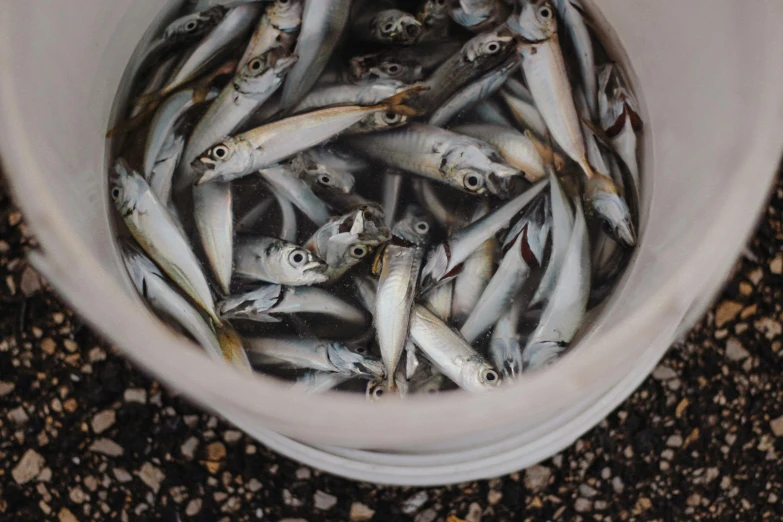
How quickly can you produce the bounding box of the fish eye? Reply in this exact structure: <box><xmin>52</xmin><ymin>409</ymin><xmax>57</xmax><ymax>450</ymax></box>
<box><xmin>415</xmin><ymin>221</ymin><xmax>429</xmax><ymax>233</ymax></box>
<box><xmin>212</xmin><ymin>145</ymin><xmax>229</xmax><ymax>159</ymax></box>
<box><xmin>486</xmin><ymin>42</ymin><xmax>501</xmax><ymax>54</ymax></box>
<box><xmin>288</xmin><ymin>249</ymin><xmax>307</xmax><ymax>267</ymax></box>
<box><xmin>351</xmin><ymin>245</ymin><xmax>368</xmax><ymax>259</ymax></box>
<box><xmin>384</xmin><ymin>63</ymin><xmax>401</xmax><ymax>74</ymax></box>
<box><xmin>185</xmin><ymin>21</ymin><xmax>199</xmax><ymax>32</ymax></box>
<box><xmin>463</xmin><ymin>173</ymin><xmax>484</xmax><ymax>191</ymax></box>
<box><xmin>427</xmin><ymin>388</ymin><xmax>438</xmax><ymax>394</ymax></box>
<box><xmin>318</xmin><ymin>174</ymin><xmax>333</xmax><ymax>186</ymax></box>
<box><xmin>539</xmin><ymin>7</ymin><xmax>552</xmax><ymax>18</ymax></box>
<box><xmin>436</xmin><ymin>0</ymin><xmax>446</xmax><ymax>4</ymax></box>
<box><xmin>111</xmin><ymin>187</ymin><xmax>121</xmax><ymax>200</ymax></box>
<box><xmin>356</xmin><ymin>346</ymin><xmax>366</xmax><ymax>354</ymax></box>
<box><xmin>483</xmin><ymin>369</ymin><xmax>499</xmax><ymax>383</ymax></box>
<box><xmin>249</xmin><ymin>58</ymin><xmax>263</xmax><ymax>71</ymax></box>
<box><xmin>405</xmin><ymin>24</ymin><xmax>421</xmax><ymax>37</ymax></box>
<box><xmin>383</xmin><ymin>22</ymin><xmax>396</xmax><ymax>33</ymax></box>
<box><xmin>383</xmin><ymin>112</ymin><xmax>401</xmax><ymax>124</ymax></box>
<box><xmin>279</xmin><ymin>0</ymin><xmax>289</xmax><ymax>4</ymax></box>
<box><xmin>373</xmin><ymin>388</ymin><xmax>384</xmax><ymax>398</ymax></box>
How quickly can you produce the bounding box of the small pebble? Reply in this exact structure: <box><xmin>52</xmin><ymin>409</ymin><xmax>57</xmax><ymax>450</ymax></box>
<box><xmin>295</xmin><ymin>467</ymin><xmax>311</xmax><ymax>480</ymax></box>
<box><xmin>186</xmin><ymin>498</ymin><xmax>203</xmax><ymax>516</ymax></box>
<box><xmin>725</xmin><ymin>338</ymin><xmax>750</xmax><ymax>361</ymax></box>
<box><xmin>124</xmin><ymin>388</ymin><xmax>147</xmax><ymax>404</ymax></box>
<box><xmin>770</xmin><ymin>415</ymin><xmax>783</xmax><ymax>437</ymax></box>
<box><xmin>137</xmin><ymin>462</ymin><xmax>165</xmax><ymax>493</ymax></box>
<box><xmin>652</xmin><ymin>365</ymin><xmax>677</xmax><ymax>380</ymax></box>
<box><xmin>7</xmin><ymin>405</ymin><xmax>29</xmax><ymax>425</ymax></box>
<box><xmin>91</xmin><ymin>409</ymin><xmax>115</xmax><ymax>434</ymax></box>
<box><xmin>314</xmin><ymin>490</ymin><xmax>337</xmax><ymax>511</ymax></box>
<box><xmin>715</xmin><ymin>300</ymin><xmax>743</xmax><ymax>327</ymax></box>
<box><xmin>465</xmin><ymin>502</ymin><xmax>483</xmax><ymax>522</ymax></box>
<box><xmin>181</xmin><ymin>437</ymin><xmax>199</xmax><ymax>460</ymax></box>
<box><xmin>246</xmin><ymin>478</ymin><xmax>263</xmax><ymax>492</ymax></box>
<box><xmin>414</xmin><ymin>508</ymin><xmax>438</xmax><ymax>522</ymax></box>
<box><xmin>58</xmin><ymin>507</ymin><xmax>79</xmax><ymax>522</ymax></box>
<box><xmin>574</xmin><ymin>498</ymin><xmax>592</xmax><ymax>513</ymax></box>
<box><xmin>113</xmin><ymin>468</ymin><xmax>133</xmax><ymax>483</ymax></box>
<box><xmin>402</xmin><ymin>490</ymin><xmax>429</xmax><ymax>515</ymax></box>
<box><xmin>206</xmin><ymin>441</ymin><xmax>227</xmax><ymax>461</ymax></box>
<box><xmin>88</xmin><ymin>438</ymin><xmax>124</xmax><ymax>457</ymax></box>
<box><xmin>224</xmin><ymin>430</ymin><xmax>243</xmax><ymax>443</ymax></box>
<box><xmin>666</xmin><ymin>434</ymin><xmax>683</xmax><ymax>448</ymax></box>
<box><xmin>524</xmin><ymin>465</ymin><xmax>552</xmax><ymax>492</ymax></box>
<box><xmin>0</xmin><ymin>380</ymin><xmax>14</xmax><ymax>396</ymax></box>
<box><xmin>12</xmin><ymin>449</ymin><xmax>45</xmax><ymax>484</ymax></box>
<box><xmin>487</xmin><ymin>489</ymin><xmax>502</xmax><ymax>505</ymax></box>
<box><xmin>770</xmin><ymin>254</ymin><xmax>783</xmax><ymax>274</ymax></box>
<box><xmin>349</xmin><ymin>502</ymin><xmax>375</xmax><ymax>521</ymax></box>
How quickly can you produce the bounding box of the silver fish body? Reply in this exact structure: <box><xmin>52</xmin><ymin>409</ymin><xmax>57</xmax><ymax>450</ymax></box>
<box><xmin>409</xmin><ymin>305</ymin><xmax>499</xmax><ymax>392</ymax></box>
<box><xmin>239</xmin><ymin>0</ymin><xmax>303</xmax><ymax>69</ymax></box>
<box><xmin>305</xmin><ymin>146</ymin><xmax>370</xmax><ymax>174</ymax></box>
<box><xmin>280</xmin><ymin>0</ymin><xmax>352</xmax><ymax>111</ymax></box>
<box><xmin>450</xmin><ymin>0</ymin><xmax>509</xmax><ymax>32</ymax></box>
<box><xmin>148</xmin><ymin>134</ymin><xmax>186</xmax><ymax>213</ymax></box>
<box><xmin>123</xmin><ymin>245</ymin><xmax>250</xmax><ymax>370</ymax></box>
<box><xmin>382</xmin><ymin>170</ymin><xmax>404</xmax><ymax>227</ymax></box>
<box><xmin>421</xmin><ymin>178</ymin><xmax>548</xmax><ymax>287</ymax></box>
<box><xmin>554</xmin><ymin>0</ymin><xmax>597</xmax><ymax>118</ymax></box>
<box><xmin>111</xmin><ymin>161</ymin><xmax>220</xmax><ymax>325</ymax></box>
<box><xmin>467</xmin><ymin>99</ymin><xmax>515</xmax><ymax>128</ymax></box>
<box><xmin>219</xmin><ymin>284</ymin><xmax>366</xmax><ymax>324</ymax></box>
<box><xmin>270</xmin><ymin>184</ymin><xmax>298</xmax><ymax>242</ymax></box>
<box><xmin>489</xmin><ymin>298</ymin><xmax>524</xmax><ymax>378</ymax></box>
<box><xmin>258</xmin><ymin>165</ymin><xmax>332</xmax><ymax>226</ymax></box>
<box><xmin>306</xmin><ymin>207</ymin><xmax>391</xmax><ymax>282</ymax></box>
<box><xmin>293</xmin><ymin>371</ymin><xmax>351</xmax><ymax>393</ymax></box>
<box><xmin>499</xmin><ymin>87</ymin><xmax>548</xmax><ymax>138</ymax></box>
<box><xmin>374</xmin><ymin>244</ymin><xmax>423</xmax><ymax>388</ymax></box>
<box><xmin>428</xmin><ymin>57</ymin><xmax>519</xmax><ymax>127</ymax></box>
<box><xmin>412</xmin><ymin>179</ymin><xmax>462</xmax><ymax>230</ymax></box>
<box><xmin>451</xmin><ymin>204</ymin><xmax>496</xmax><ymax>326</ymax></box>
<box><xmin>453</xmin><ymin>123</ymin><xmax>546</xmax><ymax>182</ymax></box>
<box><xmin>193</xmin><ymin>183</ymin><xmax>234</xmax><ymax>295</ymax></box>
<box><xmin>349</xmin><ymin>41</ymin><xmax>460</xmax><ymax>83</ymax></box>
<box><xmin>422</xmin><ymin>279</ymin><xmax>454</xmax><ymax>322</ymax></box>
<box><xmin>295</xmin><ymin>80</ymin><xmax>408</xmax><ymax>114</ymax></box>
<box><xmin>523</xmin><ymin>198</ymin><xmax>591</xmax><ymax>370</ymax></box>
<box><xmin>291</xmin><ymin>152</ymin><xmax>356</xmax><ymax>194</ymax></box>
<box><xmin>234</xmin><ymin>236</ymin><xmax>329</xmax><ymax>286</ymax></box>
<box><xmin>247</xmin><ymin>337</ymin><xmax>385</xmax><ymax>377</ymax></box>
<box><xmin>346</xmin><ymin>123</ymin><xmax>520</xmax><ymax>197</ymax></box>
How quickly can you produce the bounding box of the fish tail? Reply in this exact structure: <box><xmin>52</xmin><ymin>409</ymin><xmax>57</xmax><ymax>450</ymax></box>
<box><xmin>376</xmin><ymin>85</ymin><xmax>429</xmax><ymax>117</ymax></box>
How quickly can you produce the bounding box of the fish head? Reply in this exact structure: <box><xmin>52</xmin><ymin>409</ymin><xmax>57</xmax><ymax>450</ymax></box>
<box><xmin>584</xmin><ymin>173</ymin><xmax>636</xmax><ymax>247</ymax></box>
<box><xmin>418</xmin><ymin>0</ymin><xmax>451</xmax><ymax>28</ymax></box>
<box><xmin>523</xmin><ymin>340</ymin><xmax>565</xmax><ymax>370</ymax></box>
<box><xmin>315</xmin><ymin>207</ymin><xmax>391</xmax><ymax>268</ymax></box>
<box><xmin>110</xmin><ymin>160</ymin><xmax>148</xmax><ymax>217</ymax></box>
<box><xmin>462</xmin><ymin>26</ymin><xmax>514</xmax><ymax>63</ymax></box>
<box><xmin>293</xmin><ymin>155</ymin><xmax>356</xmax><ymax>194</ymax></box>
<box><xmin>268</xmin><ymin>0</ymin><xmax>304</xmax><ymax>32</ymax></box>
<box><xmin>218</xmin><ymin>284</ymin><xmax>283</xmax><ymax>319</ymax></box>
<box><xmin>270</xmin><ymin>242</ymin><xmax>329</xmax><ymax>286</ymax></box>
<box><xmin>192</xmin><ymin>137</ymin><xmax>255</xmax><ymax>184</ymax></box>
<box><xmin>350</xmin><ymin>53</ymin><xmax>423</xmax><ymax>83</ymax></box>
<box><xmin>163</xmin><ymin>6</ymin><xmax>226</xmax><ymax>41</ymax></box>
<box><xmin>392</xmin><ymin>205</ymin><xmax>435</xmax><ymax>245</ymax></box>
<box><xmin>236</xmin><ymin>51</ymin><xmax>298</xmax><ymax>95</ymax></box>
<box><xmin>372</xmin><ymin>10</ymin><xmax>423</xmax><ymax>44</ymax></box>
<box><xmin>460</xmin><ymin>356</ymin><xmax>501</xmax><ymax>392</ymax></box>
<box><xmin>509</xmin><ymin>0</ymin><xmax>557</xmax><ymax>43</ymax></box>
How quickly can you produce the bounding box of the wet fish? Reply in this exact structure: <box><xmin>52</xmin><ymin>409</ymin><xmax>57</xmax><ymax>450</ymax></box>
<box><xmin>382</xmin><ymin>170</ymin><xmax>404</xmax><ymax>227</ymax></box>
<box><xmin>453</xmin><ymin>123</ymin><xmax>548</xmax><ymax>182</ymax></box>
<box><xmin>450</xmin><ymin>0</ymin><xmax>510</xmax><ymax>32</ymax></box>
<box><xmin>417</xmin><ymin>0</ymin><xmax>452</xmax><ymax>41</ymax></box>
<box><xmin>293</xmin><ymin>371</ymin><xmax>351</xmax><ymax>393</ymax></box>
<box><xmin>460</xmin><ymin>198</ymin><xmax>549</xmax><ymax>343</ymax></box>
<box><xmin>411</xmin><ymin>179</ymin><xmax>462</xmax><ymax>230</ymax></box>
<box><xmin>192</xmin><ymin>89</ymin><xmax>420</xmax><ymax>184</ymax></box>
<box><xmin>295</xmin><ymin>79</ymin><xmax>409</xmax><ymax>114</ymax></box>
<box><xmin>280</xmin><ymin>0</ymin><xmax>351</xmax><ymax>111</ymax></box>
<box><xmin>409</xmin><ymin>305</ymin><xmax>499</xmax><ymax>392</ymax></box>
<box><xmin>451</xmin><ymin>204</ymin><xmax>496</xmax><ymax>326</ymax></box>
<box><xmin>236</xmin><ymin>196</ymin><xmax>274</xmax><ymax>232</ymax></box>
<box><xmin>428</xmin><ymin>57</ymin><xmax>519</xmax><ymax>127</ymax></box>
<box><xmin>345</xmin><ymin>123</ymin><xmax>520</xmax><ymax>197</ymax></box>
<box><xmin>391</xmin><ymin>205</ymin><xmax>435</xmax><ymax>246</ymax></box>
<box><xmin>508</xmin><ymin>0</ymin><xmax>595</xmax><ymax>180</ymax></box>
<box><xmin>258</xmin><ymin>165</ymin><xmax>332</xmax><ymax>226</ymax></box>
<box><xmin>499</xmin><ymin>86</ymin><xmax>548</xmax><ymax>138</ymax></box>
<box><xmin>148</xmin><ymin>134</ymin><xmax>186</xmax><ymax>214</ymax></box>
<box><xmin>123</xmin><ymin>244</ymin><xmax>250</xmax><ymax>370</ymax></box>
<box><xmin>111</xmin><ymin>160</ymin><xmax>220</xmax><ymax>325</ymax></box>
<box><xmin>193</xmin><ymin>183</ymin><xmax>234</xmax><ymax>295</ymax></box>
<box><xmin>352</xmin><ymin>1</ymin><xmax>422</xmax><ymax>45</ymax></box>
<box><xmin>489</xmin><ymin>298</ymin><xmax>524</xmax><ymax>378</ymax></box>
<box><xmin>247</xmin><ymin>337</ymin><xmax>385</xmax><ymax>378</ymax></box>
<box><xmin>422</xmin><ymin>279</ymin><xmax>454</xmax><ymax>322</ymax></box>
<box><xmin>219</xmin><ymin>284</ymin><xmax>366</xmax><ymax>323</ymax></box>
<box><xmin>373</xmin><ymin>242</ymin><xmax>424</xmax><ymax>388</ymax></box>
<box><xmin>305</xmin><ymin>207</ymin><xmax>391</xmax><ymax>282</ymax></box>
<box><xmin>304</xmin><ymin>146</ymin><xmax>370</xmax><ymax>174</ymax></box>
<box><xmin>291</xmin><ymin>152</ymin><xmax>357</xmax><ymax>194</ymax></box>
<box><xmin>270</xmin><ymin>183</ymin><xmax>298</xmax><ymax>242</ymax></box>
<box><xmin>349</xmin><ymin>40</ymin><xmax>460</xmax><ymax>83</ymax></box>
<box><xmin>554</xmin><ymin>0</ymin><xmax>597</xmax><ymax>118</ymax></box>
<box><xmin>421</xmin><ymin>178</ymin><xmax>548</xmax><ymax>288</ymax></box>
<box><xmin>239</xmin><ymin>0</ymin><xmax>303</xmax><ymax>69</ymax></box>
<box><xmin>353</xmin><ymin>274</ymin><xmax>378</xmax><ymax>311</ymax></box>
<box><xmin>234</xmin><ymin>236</ymin><xmax>329</xmax><ymax>285</ymax></box>
<box><xmin>467</xmin><ymin>98</ymin><xmax>515</xmax><ymax>128</ymax></box>
<box><xmin>523</xmin><ymin>197</ymin><xmax>590</xmax><ymax>370</ymax></box>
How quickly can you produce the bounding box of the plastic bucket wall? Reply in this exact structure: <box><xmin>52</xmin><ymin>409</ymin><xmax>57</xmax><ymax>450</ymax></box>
<box><xmin>1</xmin><ymin>0</ymin><xmax>782</xmax><ymax>486</ymax></box>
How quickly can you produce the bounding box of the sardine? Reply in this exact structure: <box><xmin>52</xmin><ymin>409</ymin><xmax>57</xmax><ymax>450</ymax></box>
<box><xmin>460</xmin><ymin>198</ymin><xmax>549</xmax><ymax>343</ymax></box>
<box><xmin>349</xmin><ymin>40</ymin><xmax>461</xmax><ymax>83</ymax></box>
<box><xmin>523</xmin><ymin>197</ymin><xmax>590</xmax><ymax>370</ymax></box>
<box><xmin>345</xmin><ymin>123</ymin><xmax>520</xmax><ymax>197</ymax></box>
<box><xmin>305</xmin><ymin>207</ymin><xmax>392</xmax><ymax>282</ymax></box>
<box><xmin>489</xmin><ymin>298</ymin><xmax>524</xmax><ymax>378</ymax></box>
<box><xmin>453</xmin><ymin>123</ymin><xmax>547</xmax><ymax>182</ymax></box>
<box><xmin>234</xmin><ymin>236</ymin><xmax>329</xmax><ymax>285</ymax></box>
<box><xmin>280</xmin><ymin>0</ymin><xmax>352</xmax><ymax>111</ymax></box>
<box><xmin>293</xmin><ymin>371</ymin><xmax>351</xmax><ymax>393</ymax></box>
<box><xmin>247</xmin><ymin>337</ymin><xmax>385</xmax><ymax>378</ymax></box>
<box><xmin>353</xmin><ymin>274</ymin><xmax>378</xmax><ymax>311</ymax></box>
<box><xmin>149</xmin><ymin>134</ymin><xmax>186</xmax><ymax>214</ymax></box>
<box><xmin>509</xmin><ymin>0</ymin><xmax>595</xmax><ymax>181</ymax></box>
<box><xmin>295</xmin><ymin>80</ymin><xmax>409</xmax><ymax>114</ymax></box>
<box><xmin>193</xmin><ymin>183</ymin><xmax>234</xmax><ymax>295</ymax></box>
<box><xmin>382</xmin><ymin>170</ymin><xmax>404</xmax><ymax>227</ymax></box>
<box><xmin>428</xmin><ymin>57</ymin><xmax>519</xmax><ymax>127</ymax></box>
<box><xmin>239</xmin><ymin>0</ymin><xmax>303</xmax><ymax>69</ymax></box>
<box><xmin>258</xmin><ymin>165</ymin><xmax>332</xmax><ymax>226</ymax></box>
<box><xmin>409</xmin><ymin>305</ymin><xmax>499</xmax><ymax>392</ymax></box>
<box><xmin>155</xmin><ymin>4</ymin><xmax>261</xmax><ymax>100</ymax></box>
<box><xmin>271</xmin><ymin>183</ymin><xmax>298</xmax><ymax>242</ymax></box>
<box><xmin>499</xmin><ymin>86</ymin><xmax>548</xmax><ymax>138</ymax></box>
<box><xmin>450</xmin><ymin>0</ymin><xmax>510</xmax><ymax>32</ymax></box>
<box><xmin>554</xmin><ymin>0</ymin><xmax>597</xmax><ymax>118</ymax></box>
<box><xmin>291</xmin><ymin>152</ymin><xmax>356</xmax><ymax>194</ymax></box>
<box><xmin>111</xmin><ymin>161</ymin><xmax>220</xmax><ymax>325</ymax></box>
<box><xmin>352</xmin><ymin>1</ymin><xmax>422</xmax><ymax>45</ymax></box>
<box><xmin>219</xmin><ymin>284</ymin><xmax>366</xmax><ymax>323</ymax></box>
<box><xmin>417</xmin><ymin>0</ymin><xmax>452</xmax><ymax>42</ymax></box>
<box><xmin>192</xmin><ymin>89</ymin><xmax>419</xmax><ymax>184</ymax></box>
<box><xmin>451</xmin><ymin>204</ymin><xmax>496</xmax><ymax>326</ymax></box>
<box><xmin>421</xmin><ymin>178</ymin><xmax>548</xmax><ymax>288</ymax></box>
<box><xmin>391</xmin><ymin>205</ymin><xmax>435</xmax><ymax>246</ymax></box>
<box><xmin>373</xmin><ymin>243</ymin><xmax>424</xmax><ymax>388</ymax></box>
<box><xmin>123</xmin><ymin>244</ymin><xmax>250</xmax><ymax>370</ymax></box>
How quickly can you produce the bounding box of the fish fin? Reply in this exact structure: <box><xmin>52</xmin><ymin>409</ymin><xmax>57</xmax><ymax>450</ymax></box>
<box><xmin>376</xmin><ymin>85</ymin><xmax>429</xmax><ymax>117</ymax></box>
<box><xmin>192</xmin><ymin>85</ymin><xmax>212</xmax><ymax>104</ymax></box>
<box><xmin>581</xmin><ymin>117</ymin><xmax>614</xmax><ymax>148</ymax></box>
<box><xmin>371</xmin><ymin>246</ymin><xmax>386</xmax><ymax>275</ymax></box>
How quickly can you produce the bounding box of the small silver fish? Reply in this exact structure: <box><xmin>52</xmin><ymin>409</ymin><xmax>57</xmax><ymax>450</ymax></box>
<box><xmin>391</xmin><ymin>205</ymin><xmax>435</xmax><ymax>246</ymax></box>
<box><xmin>148</xmin><ymin>134</ymin><xmax>186</xmax><ymax>214</ymax></box>
<box><xmin>348</xmin><ymin>41</ymin><xmax>460</xmax><ymax>83</ymax></box>
<box><xmin>409</xmin><ymin>305</ymin><xmax>499</xmax><ymax>392</ymax></box>
<box><xmin>234</xmin><ymin>236</ymin><xmax>329</xmax><ymax>286</ymax></box>
<box><xmin>305</xmin><ymin>146</ymin><xmax>370</xmax><ymax>174</ymax></box>
<box><xmin>450</xmin><ymin>0</ymin><xmax>510</xmax><ymax>32</ymax></box>
<box><xmin>554</xmin><ymin>0</ymin><xmax>597</xmax><ymax>118</ymax></box>
<box><xmin>219</xmin><ymin>284</ymin><xmax>366</xmax><ymax>324</ymax></box>
<box><xmin>421</xmin><ymin>178</ymin><xmax>548</xmax><ymax>288</ymax></box>
<box><xmin>291</xmin><ymin>152</ymin><xmax>357</xmax><ymax>194</ymax></box>
<box><xmin>238</xmin><ymin>0</ymin><xmax>303</xmax><ymax>69</ymax></box>
<box><xmin>466</xmin><ymin>98</ymin><xmax>515</xmax><ymax>128</ymax></box>
<box><xmin>382</xmin><ymin>170</ymin><xmax>404</xmax><ymax>227</ymax></box>
<box><xmin>247</xmin><ymin>337</ymin><xmax>385</xmax><ymax>378</ymax></box>
<box><xmin>422</xmin><ymin>279</ymin><xmax>454</xmax><ymax>322</ymax></box>
<box><xmin>258</xmin><ymin>165</ymin><xmax>332</xmax><ymax>226</ymax></box>
<box><xmin>305</xmin><ymin>207</ymin><xmax>392</xmax><ymax>282</ymax></box>
<box><xmin>269</xmin><ymin>183</ymin><xmax>298</xmax><ymax>242</ymax></box>
<box><xmin>352</xmin><ymin>3</ymin><xmax>423</xmax><ymax>45</ymax></box>
<box><xmin>489</xmin><ymin>298</ymin><xmax>524</xmax><ymax>378</ymax></box>
<box><xmin>417</xmin><ymin>0</ymin><xmax>452</xmax><ymax>41</ymax></box>
<box><xmin>451</xmin><ymin>204</ymin><xmax>496</xmax><ymax>326</ymax></box>
<box><xmin>345</xmin><ymin>123</ymin><xmax>520</xmax><ymax>198</ymax></box>
<box><xmin>123</xmin><ymin>244</ymin><xmax>250</xmax><ymax>371</ymax></box>
<box><xmin>293</xmin><ymin>371</ymin><xmax>351</xmax><ymax>393</ymax></box>
<box><xmin>453</xmin><ymin>123</ymin><xmax>547</xmax><ymax>183</ymax></box>
<box><xmin>111</xmin><ymin>161</ymin><xmax>220</xmax><ymax>325</ymax></box>
<box><xmin>499</xmin><ymin>85</ymin><xmax>548</xmax><ymax>138</ymax></box>
<box><xmin>294</xmin><ymin>79</ymin><xmax>409</xmax><ymax>114</ymax></box>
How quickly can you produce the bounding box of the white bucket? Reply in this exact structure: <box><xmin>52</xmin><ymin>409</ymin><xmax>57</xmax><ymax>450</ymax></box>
<box><xmin>1</xmin><ymin>0</ymin><xmax>782</xmax><ymax>486</ymax></box>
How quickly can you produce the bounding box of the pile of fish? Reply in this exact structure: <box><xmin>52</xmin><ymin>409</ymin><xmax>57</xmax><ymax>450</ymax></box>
<box><xmin>110</xmin><ymin>0</ymin><xmax>641</xmax><ymax>397</ymax></box>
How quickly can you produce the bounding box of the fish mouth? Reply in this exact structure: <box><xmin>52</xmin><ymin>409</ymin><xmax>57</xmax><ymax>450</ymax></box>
<box><xmin>192</xmin><ymin>158</ymin><xmax>218</xmax><ymax>184</ymax></box>
<box><xmin>615</xmin><ymin>219</ymin><xmax>637</xmax><ymax>248</ymax></box>
<box><xmin>303</xmin><ymin>260</ymin><xmax>327</xmax><ymax>274</ymax></box>
<box><xmin>400</xmin><ymin>20</ymin><xmax>422</xmax><ymax>40</ymax></box>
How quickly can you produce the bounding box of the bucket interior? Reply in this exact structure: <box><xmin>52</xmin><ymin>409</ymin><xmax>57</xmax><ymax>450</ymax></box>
<box><xmin>1</xmin><ymin>0</ymin><xmax>782</xmax><ymax>458</ymax></box>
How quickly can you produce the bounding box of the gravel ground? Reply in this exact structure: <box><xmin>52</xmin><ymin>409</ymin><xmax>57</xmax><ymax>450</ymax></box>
<box><xmin>1</xmin><ymin>168</ymin><xmax>783</xmax><ymax>522</ymax></box>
